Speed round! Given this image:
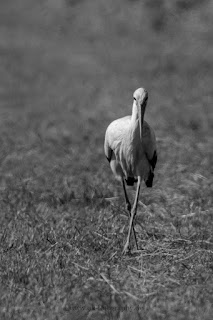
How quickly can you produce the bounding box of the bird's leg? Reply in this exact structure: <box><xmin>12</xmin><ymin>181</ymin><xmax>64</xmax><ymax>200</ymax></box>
<box><xmin>122</xmin><ymin>178</ymin><xmax>131</xmax><ymax>211</ymax></box>
<box><xmin>122</xmin><ymin>178</ymin><xmax>138</xmax><ymax>250</ymax></box>
<box><xmin>123</xmin><ymin>177</ymin><xmax>141</xmax><ymax>255</ymax></box>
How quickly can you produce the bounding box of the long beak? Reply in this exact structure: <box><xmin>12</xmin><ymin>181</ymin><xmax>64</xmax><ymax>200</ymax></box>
<box><xmin>138</xmin><ymin>100</ymin><xmax>146</xmax><ymax>141</ymax></box>
<box><xmin>138</xmin><ymin>103</ymin><xmax>143</xmax><ymax>141</ymax></box>
<box><xmin>138</xmin><ymin>104</ymin><xmax>142</xmax><ymax>141</ymax></box>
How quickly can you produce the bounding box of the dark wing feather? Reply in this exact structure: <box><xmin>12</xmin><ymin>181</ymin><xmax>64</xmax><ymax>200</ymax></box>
<box><xmin>149</xmin><ymin>150</ymin><xmax>157</xmax><ymax>170</ymax></box>
<box><xmin>145</xmin><ymin>150</ymin><xmax>157</xmax><ymax>188</ymax></box>
<box><xmin>104</xmin><ymin>141</ymin><xmax>113</xmax><ymax>162</ymax></box>
<box><xmin>106</xmin><ymin>153</ymin><xmax>112</xmax><ymax>163</ymax></box>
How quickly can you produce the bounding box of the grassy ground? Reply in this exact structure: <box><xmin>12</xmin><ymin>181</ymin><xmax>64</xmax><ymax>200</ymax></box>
<box><xmin>0</xmin><ymin>1</ymin><xmax>213</xmax><ymax>319</ymax></box>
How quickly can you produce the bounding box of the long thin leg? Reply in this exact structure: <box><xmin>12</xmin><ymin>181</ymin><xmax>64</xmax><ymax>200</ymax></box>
<box><xmin>122</xmin><ymin>178</ymin><xmax>138</xmax><ymax>250</ymax></box>
<box><xmin>123</xmin><ymin>176</ymin><xmax>141</xmax><ymax>254</ymax></box>
<box><xmin>122</xmin><ymin>178</ymin><xmax>131</xmax><ymax>211</ymax></box>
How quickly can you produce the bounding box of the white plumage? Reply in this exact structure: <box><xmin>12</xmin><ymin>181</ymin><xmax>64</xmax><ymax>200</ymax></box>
<box><xmin>104</xmin><ymin>88</ymin><xmax>157</xmax><ymax>254</ymax></box>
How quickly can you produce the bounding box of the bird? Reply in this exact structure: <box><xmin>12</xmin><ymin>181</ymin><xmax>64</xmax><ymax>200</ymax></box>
<box><xmin>104</xmin><ymin>87</ymin><xmax>157</xmax><ymax>254</ymax></box>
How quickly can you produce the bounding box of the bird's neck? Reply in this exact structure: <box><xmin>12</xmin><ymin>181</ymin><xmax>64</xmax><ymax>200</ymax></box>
<box><xmin>131</xmin><ymin>103</ymin><xmax>139</xmax><ymax>124</ymax></box>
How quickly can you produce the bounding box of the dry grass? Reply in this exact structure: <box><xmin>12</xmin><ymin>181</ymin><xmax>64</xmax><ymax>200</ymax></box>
<box><xmin>0</xmin><ymin>1</ymin><xmax>213</xmax><ymax>319</ymax></box>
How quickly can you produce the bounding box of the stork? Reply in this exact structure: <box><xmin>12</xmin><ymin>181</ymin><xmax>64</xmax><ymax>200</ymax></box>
<box><xmin>104</xmin><ymin>87</ymin><xmax>157</xmax><ymax>254</ymax></box>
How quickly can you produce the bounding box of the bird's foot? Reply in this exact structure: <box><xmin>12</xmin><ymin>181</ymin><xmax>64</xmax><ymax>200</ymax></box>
<box><xmin>122</xmin><ymin>241</ymin><xmax>131</xmax><ymax>255</ymax></box>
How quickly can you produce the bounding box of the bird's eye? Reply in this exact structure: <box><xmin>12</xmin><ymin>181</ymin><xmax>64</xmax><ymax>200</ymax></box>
<box><xmin>133</xmin><ymin>97</ymin><xmax>136</xmax><ymax>101</ymax></box>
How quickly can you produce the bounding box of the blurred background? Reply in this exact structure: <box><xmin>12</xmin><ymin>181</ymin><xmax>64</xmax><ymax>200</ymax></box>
<box><xmin>0</xmin><ymin>1</ymin><xmax>213</xmax><ymax>318</ymax></box>
<box><xmin>0</xmin><ymin>0</ymin><xmax>212</xmax><ymax>195</ymax></box>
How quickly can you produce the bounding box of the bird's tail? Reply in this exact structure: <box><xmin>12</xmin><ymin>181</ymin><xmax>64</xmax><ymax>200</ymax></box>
<box><xmin>126</xmin><ymin>177</ymin><xmax>138</xmax><ymax>186</ymax></box>
<box><xmin>145</xmin><ymin>171</ymin><xmax>154</xmax><ymax>188</ymax></box>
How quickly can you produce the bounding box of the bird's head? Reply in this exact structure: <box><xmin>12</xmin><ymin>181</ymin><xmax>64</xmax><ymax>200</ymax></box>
<box><xmin>133</xmin><ymin>87</ymin><xmax>148</xmax><ymax>107</ymax></box>
<box><xmin>133</xmin><ymin>88</ymin><xmax>148</xmax><ymax>141</ymax></box>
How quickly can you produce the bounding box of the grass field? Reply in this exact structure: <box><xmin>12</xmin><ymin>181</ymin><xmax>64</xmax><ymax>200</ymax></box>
<box><xmin>0</xmin><ymin>1</ymin><xmax>213</xmax><ymax>319</ymax></box>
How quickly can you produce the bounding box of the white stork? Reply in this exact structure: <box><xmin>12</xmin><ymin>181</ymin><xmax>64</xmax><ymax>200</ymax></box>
<box><xmin>104</xmin><ymin>87</ymin><xmax>157</xmax><ymax>254</ymax></box>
